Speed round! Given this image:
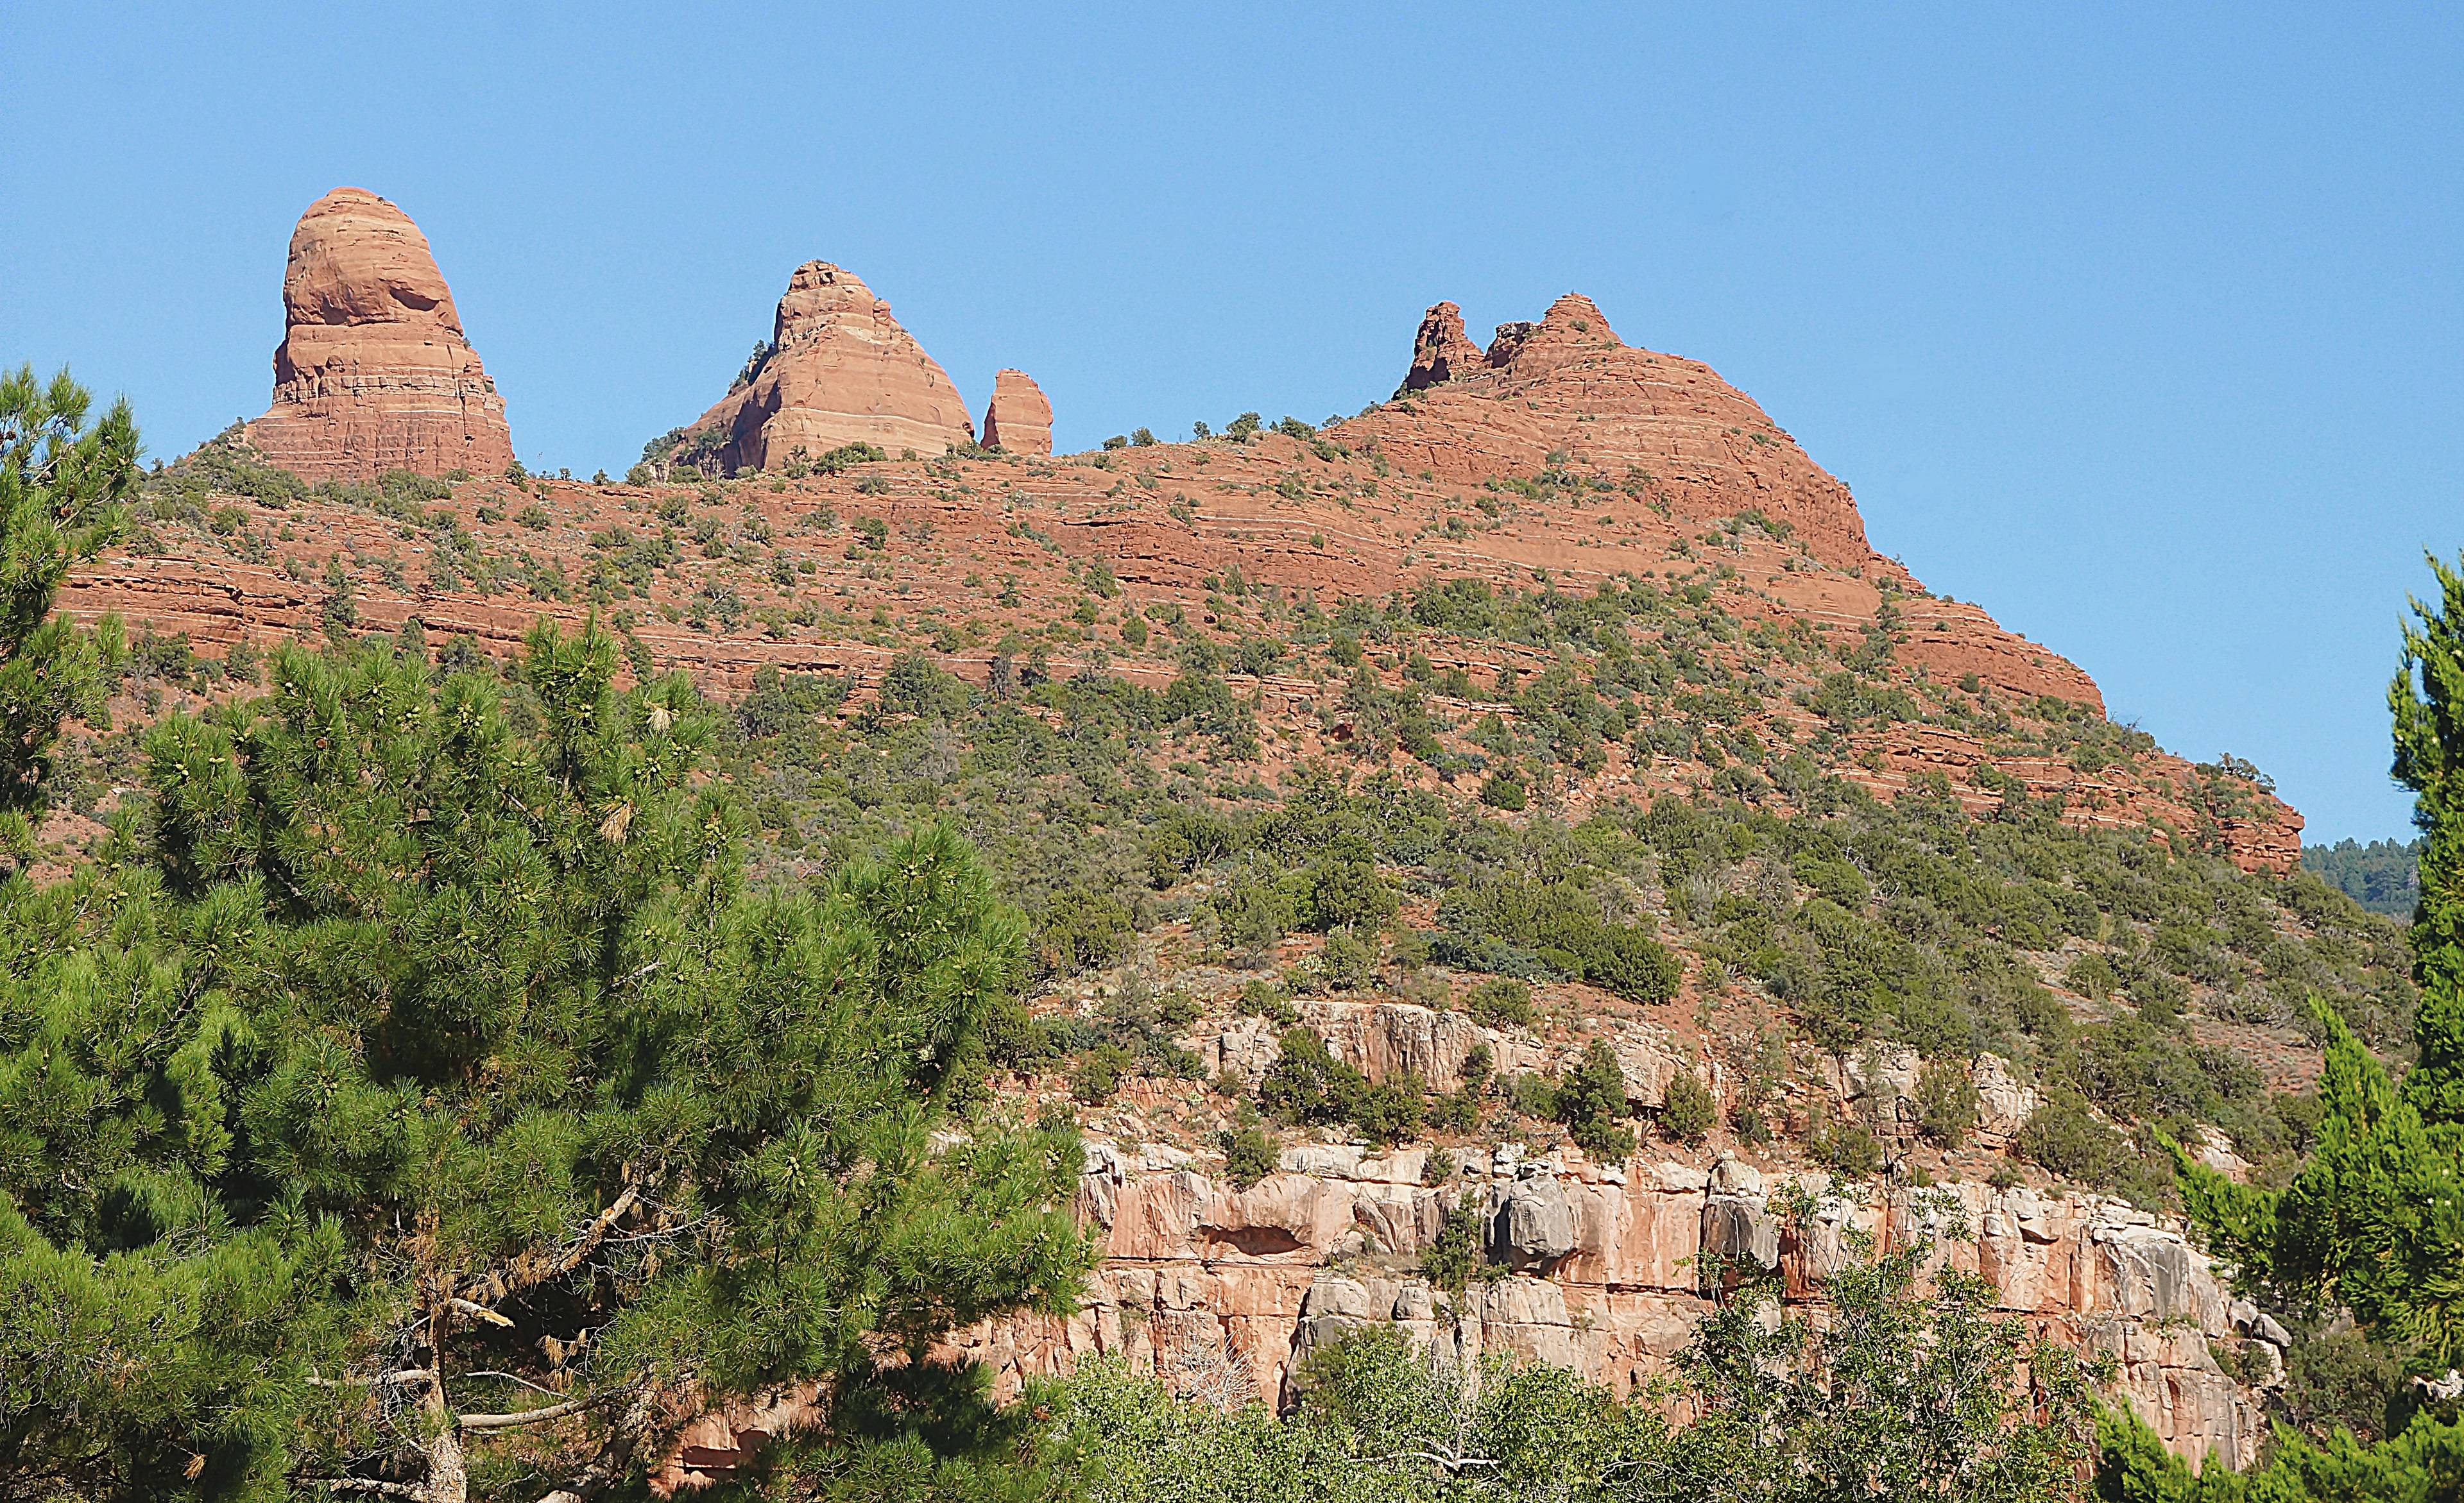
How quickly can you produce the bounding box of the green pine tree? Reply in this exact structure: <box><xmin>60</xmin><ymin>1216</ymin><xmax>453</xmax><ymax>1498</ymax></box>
<box><xmin>0</xmin><ymin>364</ymin><xmax>133</xmax><ymax>856</ymax></box>
<box><xmin>3</xmin><ymin>616</ymin><xmax>1094</xmax><ymax>1502</ymax></box>
<box><xmin>2396</xmin><ymin>552</ymin><xmax>2464</xmax><ymax>1125</ymax></box>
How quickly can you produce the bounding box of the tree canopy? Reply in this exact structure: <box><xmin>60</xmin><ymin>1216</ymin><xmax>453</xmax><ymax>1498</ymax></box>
<box><xmin>1</xmin><ymin>599</ymin><xmax>1091</xmax><ymax>1500</ymax></box>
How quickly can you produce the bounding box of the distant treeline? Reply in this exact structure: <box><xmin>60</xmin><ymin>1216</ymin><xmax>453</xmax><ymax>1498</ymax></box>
<box><xmin>2303</xmin><ymin>836</ymin><xmax>2422</xmax><ymax>917</ymax></box>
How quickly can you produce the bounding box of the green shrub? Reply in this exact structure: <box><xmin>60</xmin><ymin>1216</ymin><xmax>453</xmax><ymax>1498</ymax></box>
<box><xmin>1300</xmin><ymin>849</ymin><xmax>1396</xmax><ymax>933</ymax></box>
<box><xmin>1036</xmin><ymin>889</ymin><xmax>1134</xmax><ymax>976</ymax></box>
<box><xmin>1320</xmin><ymin>928</ymin><xmax>1376</xmax><ymax>990</ymax></box>
<box><xmin>1560</xmin><ymin>1039</ymin><xmax>1638</xmax><ymax>1160</ymax></box>
<box><xmin>2065</xmin><ymin>953</ymin><xmax>2119</xmax><ymax>999</ymax></box>
<box><xmin>1348</xmin><ymin>1074</ymin><xmax>1428</xmax><ymax>1147</ymax></box>
<box><xmin>816</xmin><ymin>441</ymin><xmax>887</xmax><ymax>471</ymax></box>
<box><xmin>1461</xmin><ymin>1042</ymin><xmax>1494</xmax><ymax>1092</ymax></box>
<box><xmin>1659</xmin><ymin>1069</ymin><xmax>1717</xmax><ymax>1145</ymax></box>
<box><xmin>2012</xmin><ymin>1090</ymin><xmax>2151</xmax><ymax>1201</ymax></box>
<box><xmin>2282</xmin><ymin>1326</ymin><xmax>2403</xmax><ymax>1443</ymax></box>
<box><xmin>1567</xmin><ymin>921</ymin><xmax>1682</xmax><ymax>1005</ymax></box>
<box><xmin>1072</xmin><ymin>1045</ymin><xmax>1131</xmax><ymax>1104</ymax></box>
<box><xmin>1917</xmin><ymin>1058</ymin><xmax>1981</xmax><ymax>1148</ymax></box>
<box><xmin>1258</xmin><ymin>1027</ymin><xmax>1426</xmax><ymax>1146</ymax></box>
<box><xmin>1210</xmin><ymin>869</ymin><xmax>1293</xmax><ymax>958</ymax></box>
<box><xmin>1219</xmin><ymin>1126</ymin><xmax>1279</xmax><ymax>1189</ymax></box>
<box><xmin>1466</xmin><ymin>976</ymin><xmax>1536</xmax><ymax>1028</ymax></box>
<box><xmin>1419</xmin><ymin>1200</ymin><xmax>1496</xmax><ymax>1293</ymax></box>
<box><xmin>1815</xmin><ymin>1120</ymin><xmax>1885</xmax><ymax>1178</ymax></box>
<box><xmin>1793</xmin><ymin>854</ymin><xmax>1869</xmax><ymax>907</ymax></box>
<box><xmin>1505</xmin><ymin>1071</ymin><xmax>1560</xmax><ymax>1121</ymax></box>
<box><xmin>1480</xmin><ymin>773</ymin><xmax>1528</xmax><ymax>810</ymax></box>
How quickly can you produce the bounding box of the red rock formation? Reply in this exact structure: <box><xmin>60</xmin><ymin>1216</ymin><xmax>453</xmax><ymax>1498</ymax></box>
<box><xmin>70</xmin><ymin>269</ymin><xmax>2304</xmax><ymax>872</ymax></box>
<box><xmin>1364</xmin><ymin>289</ymin><xmax>1890</xmax><ymax>573</ymax></box>
<box><xmin>1401</xmin><ymin>301</ymin><xmax>1485</xmax><ymax>392</ymax></box>
<box><xmin>945</xmin><ymin>1143</ymin><xmax>2273</xmax><ymax>1472</ymax></box>
<box><xmin>680</xmin><ymin>262</ymin><xmax>975</xmax><ymax>473</ymax></box>
<box><xmin>244</xmin><ymin>187</ymin><xmax>514</xmax><ymax>483</ymax></box>
<box><xmin>982</xmin><ymin>369</ymin><xmax>1052</xmax><ymax>455</ymax></box>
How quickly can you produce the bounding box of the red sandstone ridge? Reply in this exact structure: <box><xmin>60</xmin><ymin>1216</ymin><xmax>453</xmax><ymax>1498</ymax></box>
<box><xmin>1348</xmin><ymin>291</ymin><xmax>2116</xmax><ymax>712</ymax></box>
<box><xmin>243</xmin><ymin>187</ymin><xmax>514</xmax><ymax>483</ymax></box>
<box><xmin>982</xmin><ymin>369</ymin><xmax>1052</xmax><ymax>455</ymax></box>
<box><xmin>678</xmin><ymin>262</ymin><xmax>975</xmax><ymax>471</ymax></box>
<box><xmin>1351</xmin><ymin>291</ymin><xmax>1885</xmax><ymax>572</ymax></box>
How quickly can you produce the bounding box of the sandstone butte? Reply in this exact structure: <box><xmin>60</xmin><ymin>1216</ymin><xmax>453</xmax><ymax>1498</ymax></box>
<box><xmin>63</xmin><ymin>278</ymin><xmax>2311</xmax><ymax>1482</ymax></box>
<box><xmin>243</xmin><ymin>187</ymin><xmax>515</xmax><ymax>483</ymax></box>
<box><xmin>981</xmin><ymin>368</ymin><xmax>1054</xmax><ymax>456</ymax></box>
<box><xmin>674</xmin><ymin>261</ymin><xmax>979</xmax><ymax>472</ymax></box>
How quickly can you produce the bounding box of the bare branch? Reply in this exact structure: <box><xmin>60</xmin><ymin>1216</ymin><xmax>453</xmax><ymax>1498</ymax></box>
<box><xmin>460</xmin><ymin>1370</ymin><xmax>569</xmax><ymax>1401</ymax></box>
<box><xmin>458</xmin><ymin>1395</ymin><xmax>593</xmax><ymax>1431</ymax></box>
<box><xmin>465</xmin><ymin>1183</ymin><xmax>642</xmax><ymax>1310</ymax></box>
<box><xmin>314</xmin><ymin>1480</ymin><xmax>427</xmax><ymax>1497</ymax></box>
<box><xmin>306</xmin><ymin>1369</ymin><xmax>437</xmax><ymax>1389</ymax></box>
<box><xmin>448</xmin><ymin>1298</ymin><xmax>514</xmax><ymax>1328</ymax></box>
<box><xmin>1356</xmin><ymin>1451</ymin><xmax>1502</xmax><ymax>1473</ymax></box>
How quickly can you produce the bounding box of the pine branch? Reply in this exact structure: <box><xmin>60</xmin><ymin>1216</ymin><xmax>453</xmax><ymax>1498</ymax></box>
<box><xmin>533</xmin><ymin>1388</ymin><xmax>659</xmax><ymax>1503</ymax></box>
<box><xmin>464</xmin><ymin>1182</ymin><xmax>642</xmax><ymax>1311</ymax></box>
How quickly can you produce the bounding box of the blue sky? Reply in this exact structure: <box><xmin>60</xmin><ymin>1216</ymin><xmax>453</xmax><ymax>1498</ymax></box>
<box><xmin>3</xmin><ymin>4</ymin><xmax>2456</xmax><ymax>843</ymax></box>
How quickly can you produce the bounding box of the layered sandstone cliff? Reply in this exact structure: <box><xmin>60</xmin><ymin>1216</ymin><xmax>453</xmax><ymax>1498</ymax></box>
<box><xmin>982</xmin><ymin>368</ymin><xmax>1054</xmax><ymax>455</ymax></box>
<box><xmin>244</xmin><ymin>187</ymin><xmax>514</xmax><ymax>482</ymax></box>
<box><xmin>943</xmin><ymin>1142</ymin><xmax>2273</xmax><ymax>1472</ymax></box>
<box><xmin>677</xmin><ymin>262</ymin><xmax>976</xmax><ymax>472</ymax></box>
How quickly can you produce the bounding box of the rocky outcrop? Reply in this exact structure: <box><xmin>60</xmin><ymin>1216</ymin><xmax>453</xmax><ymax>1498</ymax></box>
<box><xmin>1195</xmin><ymin>999</ymin><xmax>1689</xmax><ymax>1110</ymax></box>
<box><xmin>1401</xmin><ymin>301</ymin><xmax>1485</xmax><ymax>392</ymax></box>
<box><xmin>244</xmin><ymin>187</ymin><xmax>514</xmax><ymax>483</ymax></box>
<box><xmin>678</xmin><ymin>262</ymin><xmax>975</xmax><ymax>473</ymax></box>
<box><xmin>982</xmin><ymin>369</ymin><xmax>1053</xmax><ymax>455</ymax></box>
<box><xmin>945</xmin><ymin>1143</ymin><xmax>2277</xmax><ymax>1473</ymax></box>
<box><xmin>1359</xmin><ymin>287</ymin><xmax>1880</xmax><ymax>579</ymax></box>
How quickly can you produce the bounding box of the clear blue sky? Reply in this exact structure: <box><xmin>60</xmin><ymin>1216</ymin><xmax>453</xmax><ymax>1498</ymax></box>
<box><xmin>3</xmin><ymin>4</ymin><xmax>2456</xmax><ymax>844</ymax></box>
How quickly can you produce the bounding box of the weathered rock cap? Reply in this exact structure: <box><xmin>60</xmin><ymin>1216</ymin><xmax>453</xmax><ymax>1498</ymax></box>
<box><xmin>672</xmin><ymin>260</ymin><xmax>975</xmax><ymax>475</ymax></box>
<box><xmin>244</xmin><ymin>187</ymin><xmax>514</xmax><ymax>482</ymax></box>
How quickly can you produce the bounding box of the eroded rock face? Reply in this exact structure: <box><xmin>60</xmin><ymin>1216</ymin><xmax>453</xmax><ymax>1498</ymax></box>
<box><xmin>244</xmin><ymin>187</ymin><xmax>514</xmax><ymax>482</ymax></box>
<box><xmin>982</xmin><ymin>369</ymin><xmax>1053</xmax><ymax>455</ymax></box>
<box><xmin>681</xmin><ymin>262</ymin><xmax>975</xmax><ymax>473</ymax></box>
<box><xmin>1402</xmin><ymin>301</ymin><xmax>1485</xmax><ymax>392</ymax></box>
<box><xmin>945</xmin><ymin>1147</ymin><xmax>2268</xmax><ymax>1473</ymax></box>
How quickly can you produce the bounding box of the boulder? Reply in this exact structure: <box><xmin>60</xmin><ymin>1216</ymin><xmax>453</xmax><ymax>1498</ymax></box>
<box><xmin>982</xmin><ymin>369</ymin><xmax>1053</xmax><ymax>455</ymax></box>
<box><xmin>676</xmin><ymin>261</ymin><xmax>974</xmax><ymax>473</ymax></box>
<box><xmin>244</xmin><ymin>187</ymin><xmax>514</xmax><ymax>482</ymax></box>
<box><xmin>1492</xmin><ymin>1175</ymin><xmax>1575</xmax><ymax>1271</ymax></box>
